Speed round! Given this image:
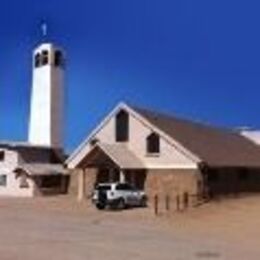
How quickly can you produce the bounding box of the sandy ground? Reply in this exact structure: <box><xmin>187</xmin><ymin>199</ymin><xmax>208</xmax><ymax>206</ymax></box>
<box><xmin>0</xmin><ymin>195</ymin><xmax>259</xmax><ymax>260</ymax></box>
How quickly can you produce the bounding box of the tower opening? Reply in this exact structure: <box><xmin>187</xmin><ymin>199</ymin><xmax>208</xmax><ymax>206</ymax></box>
<box><xmin>41</xmin><ymin>50</ymin><xmax>49</xmax><ymax>66</ymax></box>
<box><xmin>34</xmin><ymin>53</ymin><xmax>41</xmax><ymax>68</ymax></box>
<box><xmin>54</xmin><ymin>50</ymin><xmax>63</xmax><ymax>67</ymax></box>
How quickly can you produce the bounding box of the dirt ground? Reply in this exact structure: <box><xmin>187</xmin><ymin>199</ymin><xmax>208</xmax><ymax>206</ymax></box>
<box><xmin>0</xmin><ymin>195</ymin><xmax>259</xmax><ymax>260</ymax></box>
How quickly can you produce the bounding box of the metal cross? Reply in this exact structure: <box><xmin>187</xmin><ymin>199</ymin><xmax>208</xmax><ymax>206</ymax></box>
<box><xmin>41</xmin><ymin>22</ymin><xmax>48</xmax><ymax>37</ymax></box>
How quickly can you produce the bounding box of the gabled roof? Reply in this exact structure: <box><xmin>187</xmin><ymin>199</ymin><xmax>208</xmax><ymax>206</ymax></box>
<box><xmin>67</xmin><ymin>102</ymin><xmax>199</xmax><ymax>167</ymax></box>
<box><xmin>78</xmin><ymin>143</ymin><xmax>144</xmax><ymax>169</ymax></box>
<box><xmin>0</xmin><ymin>142</ymin><xmax>66</xmax><ymax>164</ymax></box>
<box><xmin>67</xmin><ymin>102</ymin><xmax>260</xmax><ymax>168</ymax></box>
<box><xmin>132</xmin><ymin>106</ymin><xmax>260</xmax><ymax>168</ymax></box>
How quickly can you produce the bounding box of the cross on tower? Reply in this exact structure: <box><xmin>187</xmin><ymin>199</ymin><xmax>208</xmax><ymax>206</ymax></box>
<box><xmin>41</xmin><ymin>22</ymin><xmax>48</xmax><ymax>37</ymax></box>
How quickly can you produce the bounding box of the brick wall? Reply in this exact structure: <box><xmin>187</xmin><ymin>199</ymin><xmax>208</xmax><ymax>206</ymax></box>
<box><xmin>83</xmin><ymin>168</ymin><xmax>97</xmax><ymax>199</ymax></box>
<box><xmin>68</xmin><ymin>167</ymin><xmax>202</xmax><ymax>204</ymax></box>
<box><xmin>145</xmin><ymin>169</ymin><xmax>201</xmax><ymax>199</ymax></box>
<box><xmin>67</xmin><ymin>169</ymin><xmax>79</xmax><ymax>196</ymax></box>
<box><xmin>68</xmin><ymin>168</ymin><xmax>97</xmax><ymax>199</ymax></box>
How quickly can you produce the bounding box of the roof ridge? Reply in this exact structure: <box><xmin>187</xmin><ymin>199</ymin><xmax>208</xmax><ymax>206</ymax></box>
<box><xmin>130</xmin><ymin>104</ymin><xmax>235</xmax><ymax>135</ymax></box>
<box><xmin>130</xmin><ymin>104</ymin><xmax>260</xmax><ymax>167</ymax></box>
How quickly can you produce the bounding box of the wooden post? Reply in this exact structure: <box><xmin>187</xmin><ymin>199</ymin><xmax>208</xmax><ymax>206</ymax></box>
<box><xmin>61</xmin><ymin>174</ymin><xmax>67</xmax><ymax>194</ymax></box>
<box><xmin>154</xmin><ymin>194</ymin><xmax>159</xmax><ymax>216</ymax></box>
<box><xmin>119</xmin><ymin>169</ymin><xmax>125</xmax><ymax>183</ymax></box>
<box><xmin>77</xmin><ymin>169</ymin><xmax>86</xmax><ymax>202</ymax></box>
<box><xmin>183</xmin><ymin>192</ymin><xmax>189</xmax><ymax>210</ymax></box>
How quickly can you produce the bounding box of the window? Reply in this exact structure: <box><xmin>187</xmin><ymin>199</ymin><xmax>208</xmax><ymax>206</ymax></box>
<box><xmin>146</xmin><ymin>132</ymin><xmax>160</xmax><ymax>154</ymax></box>
<box><xmin>115</xmin><ymin>110</ymin><xmax>129</xmax><ymax>142</ymax></box>
<box><xmin>54</xmin><ymin>50</ymin><xmax>64</xmax><ymax>67</ymax></box>
<box><xmin>96</xmin><ymin>184</ymin><xmax>111</xmax><ymax>191</ymax></box>
<box><xmin>34</xmin><ymin>53</ymin><xmax>41</xmax><ymax>68</ymax></box>
<box><xmin>41</xmin><ymin>50</ymin><xmax>49</xmax><ymax>65</ymax></box>
<box><xmin>116</xmin><ymin>183</ymin><xmax>134</xmax><ymax>191</ymax></box>
<box><xmin>0</xmin><ymin>151</ymin><xmax>4</xmax><ymax>161</ymax></box>
<box><xmin>0</xmin><ymin>175</ymin><xmax>7</xmax><ymax>186</ymax></box>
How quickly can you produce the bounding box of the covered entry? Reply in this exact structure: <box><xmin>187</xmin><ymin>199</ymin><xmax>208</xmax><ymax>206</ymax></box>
<box><xmin>76</xmin><ymin>143</ymin><xmax>146</xmax><ymax>201</ymax></box>
<box><xmin>15</xmin><ymin>163</ymin><xmax>69</xmax><ymax>196</ymax></box>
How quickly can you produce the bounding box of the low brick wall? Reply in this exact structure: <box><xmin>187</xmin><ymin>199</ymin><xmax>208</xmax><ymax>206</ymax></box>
<box><xmin>83</xmin><ymin>168</ymin><xmax>97</xmax><ymax>199</ymax></box>
<box><xmin>67</xmin><ymin>169</ymin><xmax>79</xmax><ymax>196</ymax></box>
<box><xmin>145</xmin><ymin>169</ymin><xmax>202</xmax><ymax>206</ymax></box>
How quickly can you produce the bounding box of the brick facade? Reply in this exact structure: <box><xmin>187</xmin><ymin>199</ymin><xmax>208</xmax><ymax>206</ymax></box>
<box><xmin>145</xmin><ymin>169</ymin><xmax>201</xmax><ymax>199</ymax></box>
<box><xmin>83</xmin><ymin>168</ymin><xmax>97</xmax><ymax>199</ymax></box>
<box><xmin>69</xmin><ymin>167</ymin><xmax>202</xmax><ymax>204</ymax></box>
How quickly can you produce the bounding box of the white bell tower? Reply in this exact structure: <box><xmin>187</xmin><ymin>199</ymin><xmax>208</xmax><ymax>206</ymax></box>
<box><xmin>28</xmin><ymin>42</ymin><xmax>64</xmax><ymax>148</ymax></box>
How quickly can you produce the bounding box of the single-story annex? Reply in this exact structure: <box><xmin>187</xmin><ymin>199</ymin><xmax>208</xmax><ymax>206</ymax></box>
<box><xmin>67</xmin><ymin>102</ymin><xmax>260</xmax><ymax>202</ymax></box>
<box><xmin>0</xmin><ymin>142</ymin><xmax>68</xmax><ymax>197</ymax></box>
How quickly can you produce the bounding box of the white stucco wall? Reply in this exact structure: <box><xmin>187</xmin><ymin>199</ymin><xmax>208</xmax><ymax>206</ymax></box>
<box><xmin>0</xmin><ymin>149</ymin><xmax>34</xmax><ymax>197</ymax></box>
<box><xmin>127</xmin><ymin>114</ymin><xmax>197</xmax><ymax>168</ymax></box>
<box><xmin>29</xmin><ymin>43</ymin><xmax>64</xmax><ymax>148</ymax></box>
<box><xmin>68</xmin><ymin>107</ymin><xmax>198</xmax><ymax>169</ymax></box>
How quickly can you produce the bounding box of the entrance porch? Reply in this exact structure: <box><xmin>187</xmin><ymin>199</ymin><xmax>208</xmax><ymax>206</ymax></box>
<box><xmin>75</xmin><ymin>143</ymin><xmax>146</xmax><ymax>201</ymax></box>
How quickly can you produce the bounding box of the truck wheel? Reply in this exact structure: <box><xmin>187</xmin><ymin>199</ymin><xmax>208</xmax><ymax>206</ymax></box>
<box><xmin>96</xmin><ymin>203</ymin><xmax>106</xmax><ymax>210</ymax></box>
<box><xmin>117</xmin><ymin>198</ymin><xmax>126</xmax><ymax>210</ymax></box>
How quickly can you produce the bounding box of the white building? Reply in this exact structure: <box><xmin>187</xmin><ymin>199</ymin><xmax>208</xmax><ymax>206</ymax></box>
<box><xmin>0</xmin><ymin>41</ymin><xmax>68</xmax><ymax>197</ymax></box>
<box><xmin>0</xmin><ymin>142</ymin><xmax>67</xmax><ymax>197</ymax></box>
<box><xmin>29</xmin><ymin>43</ymin><xmax>64</xmax><ymax>148</ymax></box>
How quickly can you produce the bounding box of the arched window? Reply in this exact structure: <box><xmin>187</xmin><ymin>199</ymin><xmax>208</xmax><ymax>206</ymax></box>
<box><xmin>41</xmin><ymin>50</ymin><xmax>49</xmax><ymax>65</ymax></box>
<box><xmin>54</xmin><ymin>50</ymin><xmax>64</xmax><ymax>67</ymax></box>
<box><xmin>34</xmin><ymin>53</ymin><xmax>41</xmax><ymax>68</ymax></box>
<box><xmin>146</xmin><ymin>132</ymin><xmax>160</xmax><ymax>154</ymax></box>
<box><xmin>115</xmin><ymin>110</ymin><xmax>129</xmax><ymax>142</ymax></box>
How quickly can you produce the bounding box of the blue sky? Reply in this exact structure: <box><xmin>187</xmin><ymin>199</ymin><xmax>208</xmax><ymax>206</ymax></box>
<box><xmin>0</xmin><ymin>0</ymin><xmax>260</xmax><ymax>152</ymax></box>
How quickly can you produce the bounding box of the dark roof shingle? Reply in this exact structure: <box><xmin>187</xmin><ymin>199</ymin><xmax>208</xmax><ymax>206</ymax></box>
<box><xmin>133</xmin><ymin>106</ymin><xmax>260</xmax><ymax>168</ymax></box>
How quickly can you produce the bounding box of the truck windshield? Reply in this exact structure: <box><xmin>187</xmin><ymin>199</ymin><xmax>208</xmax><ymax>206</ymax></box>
<box><xmin>97</xmin><ymin>185</ymin><xmax>111</xmax><ymax>191</ymax></box>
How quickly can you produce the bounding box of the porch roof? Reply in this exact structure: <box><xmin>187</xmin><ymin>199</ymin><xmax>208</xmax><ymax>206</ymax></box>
<box><xmin>14</xmin><ymin>163</ymin><xmax>67</xmax><ymax>176</ymax></box>
<box><xmin>79</xmin><ymin>143</ymin><xmax>144</xmax><ymax>169</ymax></box>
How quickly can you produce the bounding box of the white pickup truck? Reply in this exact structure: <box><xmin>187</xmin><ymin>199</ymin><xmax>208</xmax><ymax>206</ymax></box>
<box><xmin>92</xmin><ymin>182</ymin><xmax>147</xmax><ymax>210</ymax></box>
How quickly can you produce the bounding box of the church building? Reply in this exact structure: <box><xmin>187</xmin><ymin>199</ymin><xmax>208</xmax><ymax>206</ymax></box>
<box><xmin>67</xmin><ymin>102</ymin><xmax>260</xmax><ymax>202</ymax></box>
<box><xmin>0</xmin><ymin>42</ymin><xmax>68</xmax><ymax>197</ymax></box>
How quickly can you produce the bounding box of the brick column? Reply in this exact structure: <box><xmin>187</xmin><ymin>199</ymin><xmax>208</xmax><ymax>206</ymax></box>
<box><xmin>77</xmin><ymin>169</ymin><xmax>86</xmax><ymax>201</ymax></box>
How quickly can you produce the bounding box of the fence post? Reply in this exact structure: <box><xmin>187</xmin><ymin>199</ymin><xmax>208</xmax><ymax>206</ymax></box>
<box><xmin>154</xmin><ymin>194</ymin><xmax>159</xmax><ymax>216</ymax></box>
<box><xmin>183</xmin><ymin>192</ymin><xmax>189</xmax><ymax>210</ymax></box>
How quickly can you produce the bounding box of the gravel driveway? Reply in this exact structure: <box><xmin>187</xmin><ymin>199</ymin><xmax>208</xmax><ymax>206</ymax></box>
<box><xmin>0</xmin><ymin>196</ymin><xmax>259</xmax><ymax>260</ymax></box>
